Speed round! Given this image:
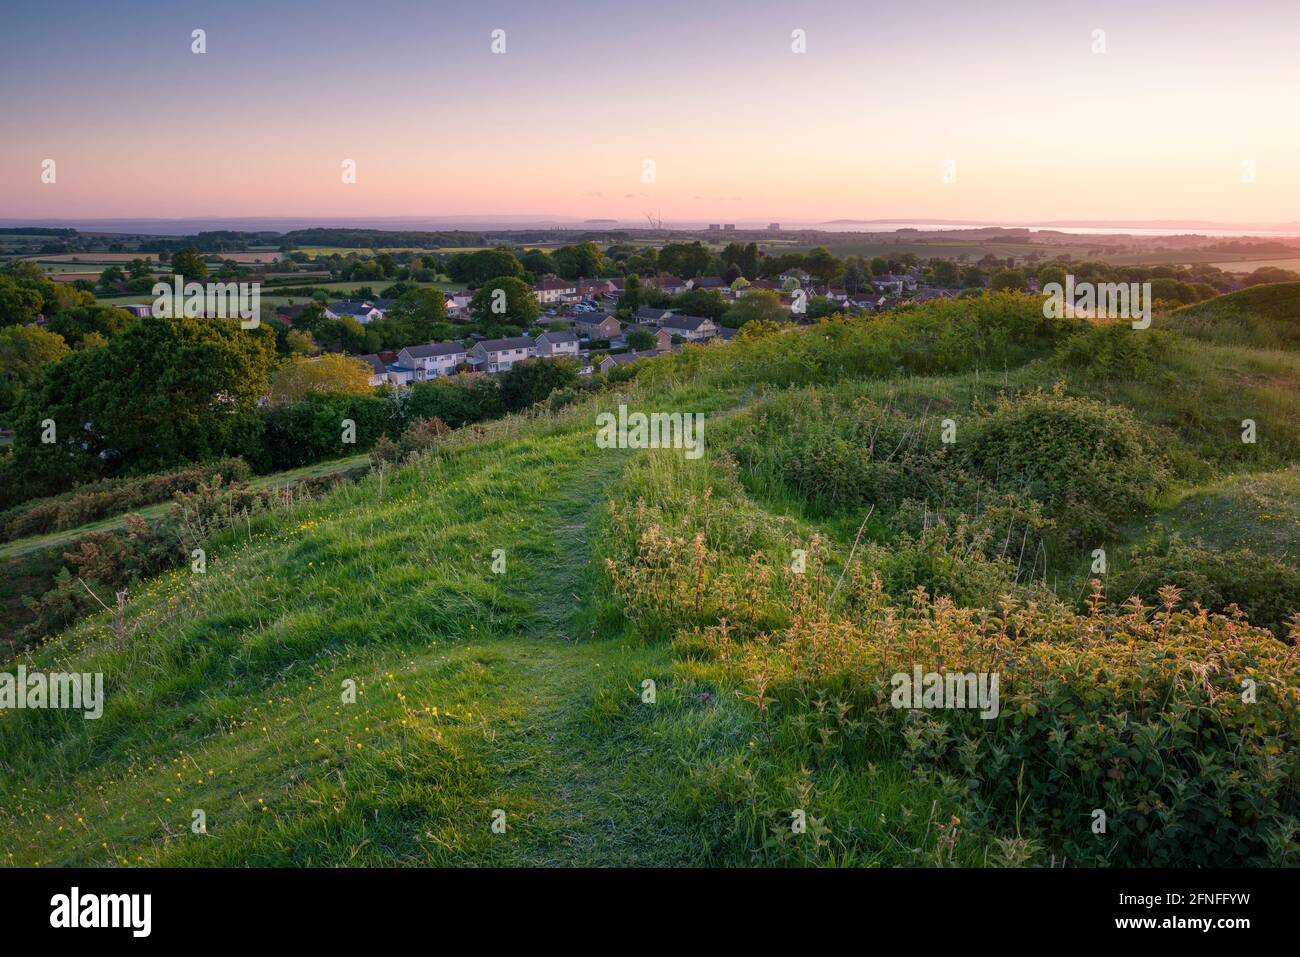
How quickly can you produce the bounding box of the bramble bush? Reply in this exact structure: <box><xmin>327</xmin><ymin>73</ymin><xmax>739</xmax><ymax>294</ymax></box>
<box><xmin>964</xmin><ymin>387</ymin><xmax>1170</xmax><ymax>547</ymax></box>
<box><xmin>0</xmin><ymin>457</ymin><xmax>252</xmax><ymax>542</ymax></box>
<box><xmin>1109</xmin><ymin>533</ymin><xmax>1300</xmax><ymax>639</ymax></box>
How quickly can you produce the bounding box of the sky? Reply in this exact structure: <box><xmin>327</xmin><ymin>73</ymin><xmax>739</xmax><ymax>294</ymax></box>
<box><xmin>2</xmin><ymin>0</ymin><xmax>1298</xmax><ymax>226</ymax></box>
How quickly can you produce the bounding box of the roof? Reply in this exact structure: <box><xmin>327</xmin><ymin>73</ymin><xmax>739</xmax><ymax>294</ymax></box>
<box><xmin>660</xmin><ymin>314</ymin><xmax>713</xmax><ymax>331</ymax></box>
<box><xmin>328</xmin><ymin>301</ymin><xmax>377</xmax><ymax>316</ymax></box>
<box><xmin>476</xmin><ymin>335</ymin><xmax>536</xmax><ymax>352</ymax></box>
<box><xmin>571</xmin><ymin>311</ymin><xmax>617</xmax><ymax>325</ymax></box>
<box><xmin>535</xmin><ymin>278</ymin><xmax>575</xmax><ymax>290</ymax></box>
<box><xmin>358</xmin><ymin>354</ymin><xmax>388</xmax><ymax>375</ymax></box>
<box><xmin>636</xmin><ymin>306</ymin><xmax>672</xmax><ymax>322</ymax></box>
<box><xmin>717</xmin><ymin>326</ymin><xmax>739</xmax><ymax>340</ymax></box>
<box><xmin>601</xmin><ymin>350</ymin><xmax>659</xmax><ymax>366</ymax></box>
<box><xmin>537</xmin><ymin>330</ymin><xmax>579</xmax><ymax>344</ymax></box>
<box><xmin>401</xmin><ymin>342</ymin><xmax>467</xmax><ymax>359</ymax></box>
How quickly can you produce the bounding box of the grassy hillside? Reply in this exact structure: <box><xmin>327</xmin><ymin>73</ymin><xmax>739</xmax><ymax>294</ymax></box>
<box><xmin>3</xmin><ymin>294</ymin><xmax>1297</xmax><ymax>867</ymax></box>
<box><xmin>1160</xmin><ymin>281</ymin><xmax>1300</xmax><ymax>349</ymax></box>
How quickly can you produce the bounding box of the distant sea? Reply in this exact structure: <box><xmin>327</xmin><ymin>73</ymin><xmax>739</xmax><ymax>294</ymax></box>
<box><xmin>2</xmin><ymin>216</ymin><xmax>1298</xmax><ymax>239</ymax></box>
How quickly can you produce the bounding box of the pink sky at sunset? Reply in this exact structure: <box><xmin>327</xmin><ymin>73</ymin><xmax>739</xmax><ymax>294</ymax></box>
<box><xmin>2</xmin><ymin>0</ymin><xmax>1297</xmax><ymax>225</ymax></box>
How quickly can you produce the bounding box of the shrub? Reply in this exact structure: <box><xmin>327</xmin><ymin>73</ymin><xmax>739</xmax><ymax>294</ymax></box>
<box><xmin>601</xmin><ymin>473</ymin><xmax>1300</xmax><ymax>866</ymax></box>
<box><xmin>1108</xmin><ymin>534</ymin><xmax>1300</xmax><ymax>638</ymax></box>
<box><xmin>964</xmin><ymin>388</ymin><xmax>1169</xmax><ymax>546</ymax></box>
<box><xmin>0</xmin><ymin>458</ymin><xmax>252</xmax><ymax>542</ymax></box>
<box><xmin>1054</xmin><ymin>323</ymin><xmax>1179</xmax><ymax>381</ymax></box>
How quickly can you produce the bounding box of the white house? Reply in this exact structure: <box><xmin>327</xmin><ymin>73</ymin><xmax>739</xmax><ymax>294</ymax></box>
<box><xmin>325</xmin><ymin>300</ymin><xmax>384</xmax><ymax>324</ymax></box>
<box><xmin>397</xmin><ymin>341</ymin><xmax>469</xmax><ymax>380</ymax></box>
<box><xmin>534</xmin><ymin>277</ymin><xmax>578</xmax><ymax>304</ymax></box>
<box><xmin>534</xmin><ymin>329</ymin><xmax>580</xmax><ymax>358</ymax></box>
<box><xmin>659</xmin><ymin>314</ymin><xmax>718</xmax><ymax>341</ymax></box>
<box><xmin>471</xmin><ymin>335</ymin><xmax>535</xmax><ymax>372</ymax></box>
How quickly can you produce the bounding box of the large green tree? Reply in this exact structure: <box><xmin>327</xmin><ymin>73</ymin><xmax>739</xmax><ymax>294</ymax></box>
<box><xmin>470</xmin><ymin>276</ymin><xmax>539</xmax><ymax>330</ymax></box>
<box><xmin>10</xmin><ymin>315</ymin><xmax>276</xmax><ymax>480</ymax></box>
<box><xmin>386</xmin><ymin>287</ymin><xmax>449</xmax><ymax>342</ymax></box>
<box><xmin>170</xmin><ymin>247</ymin><xmax>209</xmax><ymax>280</ymax></box>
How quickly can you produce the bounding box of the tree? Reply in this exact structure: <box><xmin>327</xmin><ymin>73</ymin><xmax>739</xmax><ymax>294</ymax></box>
<box><xmin>618</xmin><ymin>273</ymin><xmax>642</xmax><ymax>313</ymax></box>
<box><xmin>9</xmin><ymin>316</ymin><xmax>276</xmax><ymax>480</ymax></box>
<box><xmin>45</xmin><ymin>304</ymin><xmax>137</xmax><ymax>347</ymax></box>
<box><xmin>170</xmin><ymin>247</ymin><xmax>208</xmax><ymax>280</ymax></box>
<box><xmin>497</xmin><ymin>357</ymin><xmax>580</xmax><ymax>412</ymax></box>
<box><xmin>0</xmin><ymin>277</ymin><xmax>45</xmax><ymax>327</ymax></box>
<box><xmin>931</xmin><ymin>259</ymin><xmax>960</xmax><ymax>287</ymax></box>
<box><xmin>807</xmin><ymin>296</ymin><xmax>841</xmax><ymax>319</ymax></box>
<box><xmin>470</xmin><ymin>276</ymin><xmax>539</xmax><ymax>329</ymax></box>
<box><xmin>0</xmin><ymin>325</ymin><xmax>69</xmax><ymax>410</ymax></box>
<box><xmin>387</xmin><ymin>287</ymin><xmax>449</xmax><ymax>342</ymax></box>
<box><xmin>269</xmin><ymin>353</ymin><xmax>375</xmax><ymax>405</ymax></box>
<box><xmin>551</xmin><ymin>241</ymin><xmax>605</xmax><ymax>280</ymax></box>
<box><xmin>842</xmin><ymin>257</ymin><xmax>868</xmax><ymax>295</ymax></box>
<box><xmin>457</xmin><ymin>247</ymin><xmax>524</xmax><ymax>285</ymax></box>
<box><xmin>625</xmin><ymin>326</ymin><xmax>658</xmax><ymax>351</ymax></box>
<box><xmin>658</xmin><ymin>242</ymin><xmax>711</xmax><ymax>278</ymax></box>
<box><xmin>521</xmin><ymin>249</ymin><xmax>552</xmax><ymax>276</ymax></box>
<box><xmin>803</xmin><ymin>246</ymin><xmax>841</xmax><ymax>283</ymax></box>
<box><xmin>1036</xmin><ymin>264</ymin><xmax>1067</xmax><ymax>290</ymax></box>
<box><xmin>670</xmin><ymin>288</ymin><xmax>727</xmax><ymax>320</ymax></box>
<box><xmin>723</xmin><ymin>289</ymin><xmax>786</xmax><ymax>328</ymax></box>
<box><xmin>990</xmin><ymin>269</ymin><xmax>1026</xmax><ymax>292</ymax></box>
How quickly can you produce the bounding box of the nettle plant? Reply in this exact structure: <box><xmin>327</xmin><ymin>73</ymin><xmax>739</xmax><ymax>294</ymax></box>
<box><xmin>602</xmin><ymin>477</ymin><xmax>1299</xmax><ymax>866</ymax></box>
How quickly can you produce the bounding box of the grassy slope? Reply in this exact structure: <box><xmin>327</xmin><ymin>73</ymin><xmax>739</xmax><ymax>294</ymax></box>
<box><xmin>0</xmin><ymin>427</ymin><xmax>718</xmax><ymax>865</ymax></box>
<box><xmin>4</xmin><ymin>294</ymin><xmax>1298</xmax><ymax>867</ymax></box>
<box><xmin>1160</xmin><ymin>281</ymin><xmax>1300</xmax><ymax>349</ymax></box>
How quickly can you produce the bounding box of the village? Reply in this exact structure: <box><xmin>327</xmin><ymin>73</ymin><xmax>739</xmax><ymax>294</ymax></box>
<box><xmin>295</xmin><ymin>266</ymin><xmax>975</xmax><ymax>386</ymax></box>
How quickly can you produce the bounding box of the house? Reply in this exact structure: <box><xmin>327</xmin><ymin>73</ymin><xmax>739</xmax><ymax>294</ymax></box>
<box><xmin>534</xmin><ymin>277</ymin><xmax>577</xmax><ymax>304</ymax></box>
<box><xmin>650</xmin><ymin>327</ymin><xmax>673</xmax><ymax>352</ymax></box>
<box><xmin>471</xmin><ymin>335</ymin><xmax>535</xmax><ymax>372</ymax></box>
<box><xmin>687</xmin><ymin>276</ymin><xmax>725</xmax><ymax>291</ymax></box>
<box><xmin>118</xmin><ymin>303</ymin><xmax>153</xmax><ymax>318</ymax></box>
<box><xmin>910</xmin><ymin>288</ymin><xmax>957</xmax><ymax>304</ymax></box>
<box><xmin>570</xmin><ymin>311</ymin><xmax>622</xmax><ymax>340</ymax></box>
<box><xmin>599</xmin><ymin>350</ymin><xmax>659</xmax><ymax>373</ymax></box>
<box><xmin>447</xmin><ymin>292</ymin><xmax>474</xmax><ymax>318</ymax></box>
<box><xmin>358</xmin><ymin>353</ymin><xmax>391</xmax><ymax>387</ymax></box>
<box><xmin>325</xmin><ymin>300</ymin><xmax>383</xmax><ymax>324</ymax></box>
<box><xmin>715</xmin><ymin>326</ymin><xmax>739</xmax><ymax>343</ymax></box>
<box><xmin>397</xmin><ymin>341</ymin><xmax>469</xmax><ymax>380</ymax></box>
<box><xmin>659</xmin><ymin>313</ymin><xmax>718</xmax><ymax>341</ymax></box>
<box><xmin>573</xmin><ymin>277</ymin><xmax>620</xmax><ymax>299</ymax></box>
<box><xmin>275</xmin><ymin>303</ymin><xmax>317</xmax><ymax>325</ymax></box>
<box><xmin>534</xmin><ymin>329</ymin><xmax>580</xmax><ymax>358</ymax></box>
<box><xmin>643</xmin><ymin>274</ymin><xmax>688</xmax><ymax>295</ymax></box>
<box><xmin>635</xmin><ymin>306</ymin><xmax>673</xmax><ymax>326</ymax></box>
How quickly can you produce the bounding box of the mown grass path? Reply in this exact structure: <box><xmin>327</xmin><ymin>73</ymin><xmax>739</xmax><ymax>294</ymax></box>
<box><xmin>1</xmin><ymin>435</ymin><xmax>712</xmax><ymax>866</ymax></box>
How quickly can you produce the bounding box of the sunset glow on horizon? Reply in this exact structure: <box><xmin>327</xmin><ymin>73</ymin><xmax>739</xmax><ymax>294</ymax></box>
<box><xmin>3</xmin><ymin>0</ymin><xmax>1298</xmax><ymax>225</ymax></box>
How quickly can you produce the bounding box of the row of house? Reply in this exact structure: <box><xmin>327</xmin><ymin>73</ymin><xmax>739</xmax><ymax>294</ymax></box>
<box><xmin>360</xmin><ymin>329</ymin><xmax>584</xmax><ymax>385</ymax></box>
